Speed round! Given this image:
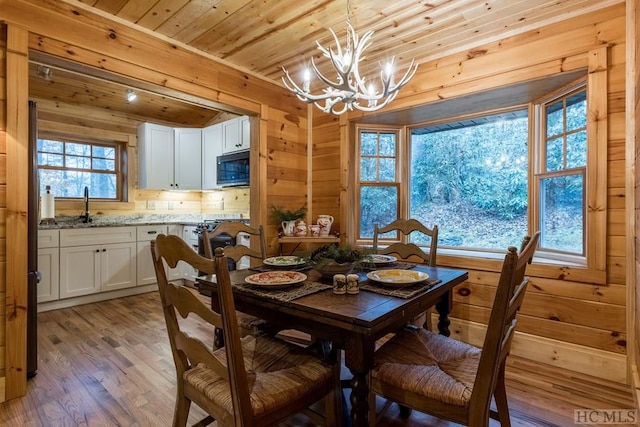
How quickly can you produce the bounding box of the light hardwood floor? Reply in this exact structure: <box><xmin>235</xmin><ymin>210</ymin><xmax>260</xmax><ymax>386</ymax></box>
<box><xmin>0</xmin><ymin>291</ymin><xmax>635</xmax><ymax>426</ymax></box>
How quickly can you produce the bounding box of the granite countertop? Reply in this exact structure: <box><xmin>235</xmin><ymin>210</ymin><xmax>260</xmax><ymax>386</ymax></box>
<box><xmin>38</xmin><ymin>213</ymin><xmax>247</xmax><ymax>230</ymax></box>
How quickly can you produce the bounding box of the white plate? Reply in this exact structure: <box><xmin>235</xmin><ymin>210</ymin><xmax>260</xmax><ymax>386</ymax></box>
<box><xmin>263</xmin><ymin>255</ymin><xmax>307</xmax><ymax>267</ymax></box>
<box><xmin>362</xmin><ymin>254</ymin><xmax>397</xmax><ymax>265</ymax></box>
<box><xmin>366</xmin><ymin>269</ymin><xmax>429</xmax><ymax>287</ymax></box>
<box><xmin>245</xmin><ymin>271</ymin><xmax>307</xmax><ymax>289</ymax></box>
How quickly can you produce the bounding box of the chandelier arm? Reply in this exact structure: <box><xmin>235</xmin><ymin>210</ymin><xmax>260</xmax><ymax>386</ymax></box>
<box><xmin>385</xmin><ymin>60</ymin><xmax>418</xmax><ymax>94</ymax></box>
<box><xmin>351</xmin><ymin>31</ymin><xmax>375</xmax><ymax>95</ymax></box>
<box><xmin>312</xmin><ymin>54</ymin><xmax>353</xmax><ymax>92</ymax></box>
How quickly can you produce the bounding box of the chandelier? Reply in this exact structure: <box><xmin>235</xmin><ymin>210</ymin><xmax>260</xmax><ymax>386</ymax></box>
<box><xmin>281</xmin><ymin>2</ymin><xmax>418</xmax><ymax>115</ymax></box>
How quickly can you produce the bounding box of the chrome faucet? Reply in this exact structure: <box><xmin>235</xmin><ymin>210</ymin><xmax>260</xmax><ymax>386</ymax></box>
<box><xmin>81</xmin><ymin>186</ymin><xmax>91</xmax><ymax>223</ymax></box>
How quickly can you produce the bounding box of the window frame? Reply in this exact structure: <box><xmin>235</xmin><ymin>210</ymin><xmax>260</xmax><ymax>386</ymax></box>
<box><xmin>533</xmin><ymin>83</ymin><xmax>588</xmax><ymax>258</ymax></box>
<box><xmin>352</xmin><ymin>75</ymin><xmax>607</xmax><ymax>280</ymax></box>
<box><xmin>37</xmin><ymin>132</ymin><xmax>126</xmax><ymax>201</ymax></box>
<box><xmin>355</xmin><ymin>126</ymin><xmax>404</xmax><ymax>241</ymax></box>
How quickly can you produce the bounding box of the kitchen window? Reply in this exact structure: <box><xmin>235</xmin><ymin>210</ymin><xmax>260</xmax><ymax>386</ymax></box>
<box><xmin>37</xmin><ymin>136</ymin><xmax>124</xmax><ymax>200</ymax></box>
<box><xmin>356</xmin><ymin>78</ymin><xmax>602</xmax><ymax>269</ymax></box>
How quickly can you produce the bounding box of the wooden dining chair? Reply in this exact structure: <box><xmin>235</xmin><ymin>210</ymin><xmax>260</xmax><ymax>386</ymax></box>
<box><xmin>204</xmin><ymin>220</ymin><xmax>313</xmax><ymax>348</ymax></box>
<box><xmin>373</xmin><ymin>218</ymin><xmax>438</xmax><ymax>329</ymax></box>
<box><xmin>151</xmin><ymin>234</ymin><xmax>343</xmax><ymax>427</ymax></box>
<box><xmin>202</xmin><ymin>220</ymin><xmax>266</xmax><ymax>267</ymax></box>
<box><xmin>368</xmin><ymin>231</ymin><xmax>540</xmax><ymax>427</ymax></box>
<box><xmin>202</xmin><ymin>221</ymin><xmax>268</xmax><ymax>340</ymax></box>
<box><xmin>373</xmin><ymin>218</ymin><xmax>438</xmax><ymax>266</ymax></box>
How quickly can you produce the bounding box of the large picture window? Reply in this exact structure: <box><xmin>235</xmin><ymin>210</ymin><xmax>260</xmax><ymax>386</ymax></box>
<box><xmin>355</xmin><ymin>80</ymin><xmax>592</xmax><ymax>264</ymax></box>
<box><xmin>37</xmin><ymin>137</ymin><xmax>123</xmax><ymax>200</ymax></box>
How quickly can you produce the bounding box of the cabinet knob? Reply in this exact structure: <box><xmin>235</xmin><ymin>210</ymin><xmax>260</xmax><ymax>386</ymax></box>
<box><xmin>95</xmin><ymin>249</ymin><xmax>100</xmax><ymax>253</ymax></box>
<box><xmin>102</xmin><ymin>249</ymin><xmax>106</xmax><ymax>252</ymax></box>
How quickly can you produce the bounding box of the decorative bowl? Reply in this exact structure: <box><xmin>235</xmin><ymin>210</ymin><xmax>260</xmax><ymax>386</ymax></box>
<box><xmin>312</xmin><ymin>260</ymin><xmax>355</xmax><ymax>278</ymax></box>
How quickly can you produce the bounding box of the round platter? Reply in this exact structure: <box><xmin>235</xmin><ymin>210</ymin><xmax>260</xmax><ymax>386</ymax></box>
<box><xmin>362</xmin><ymin>254</ymin><xmax>397</xmax><ymax>265</ymax></box>
<box><xmin>366</xmin><ymin>269</ymin><xmax>429</xmax><ymax>287</ymax></box>
<box><xmin>263</xmin><ymin>255</ymin><xmax>307</xmax><ymax>267</ymax></box>
<box><xmin>245</xmin><ymin>271</ymin><xmax>307</xmax><ymax>289</ymax></box>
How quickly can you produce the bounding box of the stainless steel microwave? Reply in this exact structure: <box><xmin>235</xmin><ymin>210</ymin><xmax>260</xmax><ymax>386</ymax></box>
<box><xmin>217</xmin><ymin>151</ymin><xmax>250</xmax><ymax>187</ymax></box>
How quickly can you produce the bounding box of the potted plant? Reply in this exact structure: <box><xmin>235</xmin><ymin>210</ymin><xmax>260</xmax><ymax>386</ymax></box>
<box><xmin>271</xmin><ymin>204</ymin><xmax>307</xmax><ymax>236</ymax></box>
<box><xmin>307</xmin><ymin>243</ymin><xmax>368</xmax><ymax>277</ymax></box>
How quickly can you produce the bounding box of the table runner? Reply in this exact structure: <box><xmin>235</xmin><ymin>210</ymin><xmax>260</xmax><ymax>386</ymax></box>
<box><xmin>232</xmin><ymin>281</ymin><xmax>332</xmax><ymax>302</ymax></box>
<box><xmin>249</xmin><ymin>264</ymin><xmax>312</xmax><ymax>273</ymax></box>
<box><xmin>359</xmin><ymin>277</ymin><xmax>442</xmax><ymax>299</ymax></box>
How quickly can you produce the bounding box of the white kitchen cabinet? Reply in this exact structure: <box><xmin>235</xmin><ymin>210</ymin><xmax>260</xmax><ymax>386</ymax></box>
<box><xmin>37</xmin><ymin>230</ymin><xmax>59</xmax><ymax>303</ymax></box>
<box><xmin>138</xmin><ymin>123</ymin><xmax>202</xmax><ymax>190</ymax></box>
<box><xmin>138</xmin><ymin>122</ymin><xmax>174</xmax><ymax>190</ymax></box>
<box><xmin>59</xmin><ymin>227</ymin><xmax>137</xmax><ymax>299</ymax></box>
<box><xmin>174</xmin><ymin>127</ymin><xmax>202</xmax><ymax>190</ymax></box>
<box><xmin>136</xmin><ymin>224</ymin><xmax>183</xmax><ymax>285</ymax></box>
<box><xmin>222</xmin><ymin>115</ymin><xmax>250</xmax><ymax>153</ymax></box>
<box><xmin>237</xmin><ymin>231</ymin><xmax>250</xmax><ymax>269</ymax></box>
<box><xmin>202</xmin><ymin>123</ymin><xmax>223</xmax><ymax>189</ymax></box>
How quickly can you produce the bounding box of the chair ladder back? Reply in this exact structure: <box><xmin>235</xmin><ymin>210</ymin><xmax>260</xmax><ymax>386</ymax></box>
<box><xmin>203</xmin><ymin>222</ymin><xmax>266</xmax><ymax>263</ymax></box>
<box><xmin>212</xmin><ymin>246</ymin><xmax>256</xmax><ymax>425</ymax></box>
<box><xmin>373</xmin><ymin>219</ymin><xmax>438</xmax><ymax>266</ymax></box>
<box><xmin>470</xmin><ymin>232</ymin><xmax>540</xmax><ymax>419</ymax></box>
<box><xmin>151</xmin><ymin>236</ymin><xmax>230</xmax><ymax>378</ymax></box>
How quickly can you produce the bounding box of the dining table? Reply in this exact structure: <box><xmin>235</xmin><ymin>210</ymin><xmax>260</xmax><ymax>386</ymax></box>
<box><xmin>197</xmin><ymin>262</ymin><xmax>468</xmax><ymax>427</ymax></box>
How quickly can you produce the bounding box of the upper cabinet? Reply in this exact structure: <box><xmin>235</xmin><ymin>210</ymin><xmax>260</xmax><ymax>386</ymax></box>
<box><xmin>222</xmin><ymin>116</ymin><xmax>250</xmax><ymax>153</ymax></box>
<box><xmin>138</xmin><ymin>116</ymin><xmax>249</xmax><ymax>190</ymax></box>
<box><xmin>138</xmin><ymin>123</ymin><xmax>202</xmax><ymax>190</ymax></box>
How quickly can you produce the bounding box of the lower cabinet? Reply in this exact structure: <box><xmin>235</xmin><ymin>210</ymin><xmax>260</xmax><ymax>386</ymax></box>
<box><xmin>38</xmin><ymin>229</ymin><xmax>60</xmax><ymax>303</ymax></box>
<box><xmin>59</xmin><ymin>241</ymin><xmax>137</xmax><ymax>299</ymax></box>
<box><xmin>59</xmin><ymin>227</ymin><xmax>137</xmax><ymax>299</ymax></box>
<box><xmin>136</xmin><ymin>224</ymin><xmax>183</xmax><ymax>285</ymax></box>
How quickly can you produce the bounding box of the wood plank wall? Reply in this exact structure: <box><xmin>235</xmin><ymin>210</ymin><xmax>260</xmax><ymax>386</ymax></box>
<box><xmin>0</xmin><ymin>24</ymin><xmax>7</xmax><ymax>399</ymax></box>
<box><xmin>314</xmin><ymin>4</ymin><xmax>630</xmax><ymax>382</ymax></box>
<box><xmin>0</xmin><ymin>0</ymin><xmax>306</xmax><ymax>400</ymax></box>
<box><xmin>631</xmin><ymin>0</ymin><xmax>640</xmax><ymax>405</ymax></box>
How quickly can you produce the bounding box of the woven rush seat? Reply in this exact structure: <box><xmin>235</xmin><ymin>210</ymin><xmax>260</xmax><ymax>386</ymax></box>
<box><xmin>185</xmin><ymin>333</ymin><xmax>333</xmax><ymax>424</ymax></box>
<box><xmin>372</xmin><ymin>327</ymin><xmax>480</xmax><ymax>407</ymax></box>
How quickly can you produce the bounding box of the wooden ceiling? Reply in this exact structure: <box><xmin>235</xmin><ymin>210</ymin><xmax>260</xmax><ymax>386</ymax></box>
<box><xmin>29</xmin><ymin>0</ymin><xmax>623</xmax><ymax>126</ymax></box>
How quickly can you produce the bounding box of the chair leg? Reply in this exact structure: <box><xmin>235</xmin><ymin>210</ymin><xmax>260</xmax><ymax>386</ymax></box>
<box><xmin>493</xmin><ymin>363</ymin><xmax>512</xmax><ymax>427</ymax></box>
<box><xmin>173</xmin><ymin>392</ymin><xmax>191</xmax><ymax>427</ymax></box>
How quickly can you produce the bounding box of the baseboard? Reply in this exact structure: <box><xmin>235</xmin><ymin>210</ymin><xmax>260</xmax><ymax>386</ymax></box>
<box><xmin>37</xmin><ymin>283</ymin><xmax>160</xmax><ymax>312</ymax></box>
<box><xmin>448</xmin><ymin>317</ymin><xmax>628</xmax><ymax>383</ymax></box>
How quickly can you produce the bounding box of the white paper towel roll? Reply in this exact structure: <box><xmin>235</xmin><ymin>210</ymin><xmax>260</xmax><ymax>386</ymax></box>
<box><xmin>41</xmin><ymin>193</ymin><xmax>55</xmax><ymax>219</ymax></box>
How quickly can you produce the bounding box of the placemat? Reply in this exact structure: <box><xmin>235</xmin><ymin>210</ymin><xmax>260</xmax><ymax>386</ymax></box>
<box><xmin>359</xmin><ymin>261</ymin><xmax>417</xmax><ymax>271</ymax></box>
<box><xmin>249</xmin><ymin>264</ymin><xmax>312</xmax><ymax>273</ymax></box>
<box><xmin>359</xmin><ymin>278</ymin><xmax>442</xmax><ymax>299</ymax></box>
<box><xmin>232</xmin><ymin>280</ymin><xmax>331</xmax><ymax>302</ymax></box>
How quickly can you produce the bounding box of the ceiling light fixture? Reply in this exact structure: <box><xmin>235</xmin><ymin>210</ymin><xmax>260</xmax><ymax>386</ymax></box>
<box><xmin>126</xmin><ymin>89</ymin><xmax>137</xmax><ymax>102</ymax></box>
<box><xmin>281</xmin><ymin>0</ymin><xmax>418</xmax><ymax>115</ymax></box>
<box><xmin>37</xmin><ymin>65</ymin><xmax>53</xmax><ymax>81</ymax></box>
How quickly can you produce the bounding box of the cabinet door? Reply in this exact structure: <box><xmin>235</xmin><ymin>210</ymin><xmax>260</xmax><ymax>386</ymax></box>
<box><xmin>222</xmin><ymin>117</ymin><xmax>240</xmax><ymax>153</ymax></box>
<box><xmin>202</xmin><ymin>123</ymin><xmax>223</xmax><ymax>189</ymax></box>
<box><xmin>136</xmin><ymin>241</ymin><xmax>157</xmax><ymax>286</ymax></box>
<box><xmin>138</xmin><ymin>123</ymin><xmax>174</xmax><ymax>190</ymax></box>
<box><xmin>60</xmin><ymin>245</ymin><xmax>101</xmax><ymax>298</ymax></box>
<box><xmin>174</xmin><ymin>128</ymin><xmax>202</xmax><ymax>190</ymax></box>
<box><xmin>238</xmin><ymin>115</ymin><xmax>251</xmax><ymax>151</ymax></box>
<box><xmin>101</xmin><ymin>242</ymin><xmax>137</xmax><ymax>292</ymax></box>
<box><xmin>37</xmin><ymin>247</ymin><xmax>59</xmax><ymax>303</ymax></box>
<box><xmin>166</xmin><ymin>225</ymin><xmax>185</xmax><ymax>281</ymax></box>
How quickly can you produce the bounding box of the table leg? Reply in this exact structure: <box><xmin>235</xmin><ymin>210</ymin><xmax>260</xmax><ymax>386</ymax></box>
<box><xmin>345</xmin><ymin>338</ymin><xmax>375</xmax><ymax>427</ymax></box>
<box><xmin>435</xmin><ymin>290</ymin><xmax>453</xmax><ymax>337</ymax></box>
